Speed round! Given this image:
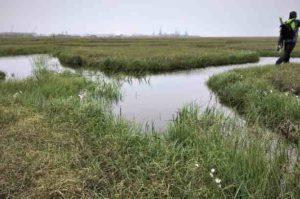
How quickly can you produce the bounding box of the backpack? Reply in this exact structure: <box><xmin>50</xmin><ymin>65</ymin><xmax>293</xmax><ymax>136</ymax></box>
<box><xmin>280</xmin><ymin>19</ymin><xmax>297</xmax><ymax>40</ymax></box>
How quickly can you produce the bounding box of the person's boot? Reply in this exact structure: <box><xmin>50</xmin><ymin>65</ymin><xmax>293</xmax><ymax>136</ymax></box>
<box><xmin>276</xmin><ymin>59</ymin><xmax>282</xmax><ymax>65</ymax></box>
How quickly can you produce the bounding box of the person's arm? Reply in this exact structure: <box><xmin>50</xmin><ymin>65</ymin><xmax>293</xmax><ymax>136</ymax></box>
<box><xmin>277</xmin><ymin>25</ymin><xmax>284</xmax><ymax>50</ymax></box>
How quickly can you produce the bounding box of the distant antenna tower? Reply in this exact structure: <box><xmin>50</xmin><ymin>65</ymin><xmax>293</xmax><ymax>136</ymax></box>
<box><xmin>159</xmin><ymin>27</ymin><xmax>163</xmax><ymax>36</ymax></box>
<box><xmin>185</xmin><ymin>29</ymin><xmax>189</xmax><ymax>36</ymax></box>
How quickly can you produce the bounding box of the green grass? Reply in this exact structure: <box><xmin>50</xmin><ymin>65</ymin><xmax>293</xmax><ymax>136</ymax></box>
<box><xmin>4</xmin><ymin>36</ymin><xmax>300</xmax><ymax>74</ymax></box>
<box><xmin>208</xmin><ymin>64</ymin><xmax>300</xmax><ymax>142</ymax></box>
<box><xmin>0</xmin><ymin>71</ymin><xmax>5</xmax><ymax>81</ymax></box>
<box><xmin>1</xmin><ymin>65</ymin><xmax>300</xmax><ymax>198</ymax></box>
<box><xmin>272</xmin><ymin>64</ymin><xmax>300</xmax><ymax>95</ymax></box>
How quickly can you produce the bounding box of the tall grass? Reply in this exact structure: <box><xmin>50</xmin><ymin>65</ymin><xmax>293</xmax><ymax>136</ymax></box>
<box><xmin>208</xmin><ymin>64</ymin><xmax>300</xmax><ymax>141</ymax></box>
<box><xmin>1</xmin><ymin>66</ymin><xmax>300</xmax><ymax>198</ymax></box>
<box><xmin>0</xmin><ymin>71</ymin><xmax>5</xmax><ymax>81</ymax></box>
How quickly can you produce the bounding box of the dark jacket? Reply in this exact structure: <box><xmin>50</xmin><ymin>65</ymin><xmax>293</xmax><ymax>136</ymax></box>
<box><xmin>278</xmin><ymin>19</ymin><xmax>300</xmax><ymax>45</ymax></box>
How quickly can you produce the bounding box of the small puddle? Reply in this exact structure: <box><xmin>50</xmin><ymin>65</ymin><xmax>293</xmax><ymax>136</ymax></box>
<box><xmin>1</xmin><ymin>55</ymin><xmax>300</xmax><ymax>130</ymax></box>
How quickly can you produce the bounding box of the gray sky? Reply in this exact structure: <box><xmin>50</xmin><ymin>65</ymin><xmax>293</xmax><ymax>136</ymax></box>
<box><xmin>1</xmin><ymin>0</ymin><xmax>299</xmax><ymax>36</ymax></box>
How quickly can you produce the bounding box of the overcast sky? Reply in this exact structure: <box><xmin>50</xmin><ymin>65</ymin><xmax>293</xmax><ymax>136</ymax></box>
<box><xmin>0</xmin><ymin>0</ymin><xmax>299</xmax><ymax>36</ymax></box>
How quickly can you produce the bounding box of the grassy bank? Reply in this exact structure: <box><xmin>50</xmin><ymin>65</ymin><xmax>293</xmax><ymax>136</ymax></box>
<box><xmin>0</xmin><ymin>71</ymin><xmax>5</xmax><ymax>81</ymax></box>
<box><xmin>1</xmin><ymin>64</ymin><xmax>300</xmax><ymax>198</ymax></box>
<box><xmin>3</xmin><ymin>36</ymin><xmax>299</xmax><ymax>73</ymax></box>
<box><xmin>208</xmin><ymin>64</ymin><xmax>300</xmax><ymax>142</ymax></box>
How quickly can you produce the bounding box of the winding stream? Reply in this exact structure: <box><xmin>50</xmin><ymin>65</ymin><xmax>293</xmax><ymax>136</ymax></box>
<box><xmin>1</xmin><ymin>55</ymin><xmax>300</xmax><ymax>130</ymax></box>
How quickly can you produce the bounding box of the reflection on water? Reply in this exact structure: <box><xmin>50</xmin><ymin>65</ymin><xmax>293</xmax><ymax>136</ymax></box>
<box><xmin>1</xmin><ymin>55</ymin><xmax>300</xmax><ymax>131</ymax></box>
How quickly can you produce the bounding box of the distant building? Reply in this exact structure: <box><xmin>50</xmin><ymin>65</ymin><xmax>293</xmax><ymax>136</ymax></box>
<box><xmin>0</xmin><ymin>32</ymin><xmax>37</xmax><ymax>37</ymax></box>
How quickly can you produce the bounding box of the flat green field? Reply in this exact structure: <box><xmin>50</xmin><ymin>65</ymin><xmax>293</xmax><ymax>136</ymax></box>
<box><xmin>1</xmin><ymin>36</ymin><xmax>300</xmax><ymax>73</ymax></box>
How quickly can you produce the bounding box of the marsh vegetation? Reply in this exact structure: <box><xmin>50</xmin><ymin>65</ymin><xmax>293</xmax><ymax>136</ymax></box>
<box><xmin>208</xmin><ymin>64</ymin><xmax>300</xmax><ymax>142</ymax></box>
<box><xmin>1</xmin><ymin>66</ymin><xmax>300</xmax><ymax>198</ymax></box>
<box><xmin>2</xmin><ymin>36</ymin><xmax>300</xmax><ymax>74</ymax></box>
<box><xmin>1</xmin><ymin>36</ymin><xmax>300</xmax><ymax>198</ymax></box>
<box><xmin>0</xmin><ymin>71</ymin><xmax>5</xmax><ymax>80</ymax></box>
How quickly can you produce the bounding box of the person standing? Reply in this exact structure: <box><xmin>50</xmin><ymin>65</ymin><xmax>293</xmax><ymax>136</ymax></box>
<box><xmin>276</xmin><ymin>11</ymin><xmax>300</xmax><ymax>65</ymax></box>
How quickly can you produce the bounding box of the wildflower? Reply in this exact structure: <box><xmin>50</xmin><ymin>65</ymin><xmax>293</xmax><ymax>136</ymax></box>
<box><xmin>79</xmin><ymin>90</ymin><xmax>86</xmax><ymax>101</ymax></box>
<box><xmin>13</xmin><ymin>91</ymin><xmax>23</xmax><ymax>99</ymax></box>
<box><xmin>195</xmin><ymin>163</ymin><xmax>199</xmax><ymax>168</ymax></box>
<box><xmin>215</xmin><ymin>178</ymin><xmax>221</xmax><ymax>184</ymax></box>
<box><xmin>218</xmin><ymin>184</ymin><xmax>222</xmax><ymax>188</ymax></box>
<box><xmin>285</xmin><ymin>92</ymin><xmax>289</xmax><ymax>96</ymax></box>
<box><xmin>270</xmin><ymin>90</ymin><xmax>273</xmax><ymax>93</ymax></box>
<box><xmin>13</xmin><ymin>93</ymin><xmax>18</xmax><ymax>99</ymax></box>
<box><xmin>209</xmin><ymin>168</ymin><xmax>216</xmax><ymax>178</ymax></box>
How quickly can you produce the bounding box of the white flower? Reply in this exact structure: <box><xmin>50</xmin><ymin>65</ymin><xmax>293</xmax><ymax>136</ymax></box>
<box><xmin>218</xmin><ymin>184</ymin><xmax>222</xmax><ymax>188</ymax></box>
<box><xmin>195</xmin><ymin>163</ymin><xmax>199</xmax><ymax>168</ymax></box>
<box><xmin>78</xmin><ymin>90</ymin><xmax>86</xmax><ymax>101</ymax></box>
<box><xmin>215</xmin><ymin>178</ymin><xmax>221</xmax><ymax>184</ymax></box>
<box><xmin>285</xmin><ymin>92</ymin><xmax>289</xmax><ymax>96</ymax></box>
<box><xmin>13</xmin><ymin>93</ymin><xmax>19</xmax><ymax>99</ymax></box>
<box><xmin>13</xmin><ymin>91</ymin><xmax>23</xmax><ymax>99</ymax></box>
<box><xmin>210</xmin><ymin>172</ymin><xmax>214</xmax><ymax>178</ymax></box>
<box><xmin>211</xmin><ymin>168</ymin><xmax>216</xmax><ymax>173</ymax></box>
<box><xmin>270</xmin><ymin>90</ymin><xmax>273</xmax><ymax>93</ymax></box>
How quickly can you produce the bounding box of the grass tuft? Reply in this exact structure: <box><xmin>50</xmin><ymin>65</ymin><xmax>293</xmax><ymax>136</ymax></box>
<box><xmin>208</xmin><ymin>64</ymin><xmax>300</xmax><ymax>141</ymax></box>
<box><xmin>0</xmin><ymin>71</ymin><xmax>5</xmax><ymax>81</ymax></box>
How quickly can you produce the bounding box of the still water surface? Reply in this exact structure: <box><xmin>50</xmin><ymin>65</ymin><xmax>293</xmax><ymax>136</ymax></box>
<box><xmin>0</xmin><ymin>55</ymin><xmax>66</xmax><ymax>79</ymax></box>
<box><xmin>112</xmin><ymin>57</ymin><xmax>300</xmax><ymax>129</ymax></box>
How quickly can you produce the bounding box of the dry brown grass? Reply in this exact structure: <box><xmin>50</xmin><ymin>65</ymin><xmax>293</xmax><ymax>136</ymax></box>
<box><xmin>0</xmin><ymin>105</ymin><xmax>93</xmax><ymax>198</ymax></box>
